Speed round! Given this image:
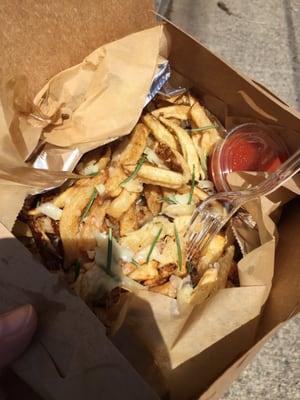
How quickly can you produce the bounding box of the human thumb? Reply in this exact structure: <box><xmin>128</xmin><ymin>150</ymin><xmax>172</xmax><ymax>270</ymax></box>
<box><xmin>0</xmin><ymin>304</ymin><xmax>37</xmax><ymax>368</ymax></box>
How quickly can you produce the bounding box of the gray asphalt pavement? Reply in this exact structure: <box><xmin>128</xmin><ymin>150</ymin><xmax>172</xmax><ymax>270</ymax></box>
<box><xmin>158</xmin><ymin>0</ymin><xmax>300</xmax><ymax>399</ymax></box>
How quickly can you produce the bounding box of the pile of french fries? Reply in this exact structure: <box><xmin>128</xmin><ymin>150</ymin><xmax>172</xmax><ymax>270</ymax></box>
<box><xmin>17</xmin><ymin>92</ymin><xmax>238</xmax><ymax>308</ymax></box>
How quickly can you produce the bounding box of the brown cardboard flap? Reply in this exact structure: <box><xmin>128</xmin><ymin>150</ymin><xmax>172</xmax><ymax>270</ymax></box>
<box><xmin>258</xmin><ymin>198</ymin><xmax>300</xmax><ymax>336</ymax></box>
<box><xmin>166</xmin><ymin>22</ymin><xmax>300</xmax><ymax>132</ymax></box>
<box><xmin>0</xmin><ymin>0</ymin><xmax>156</xmax><ymax>96</ymax></box>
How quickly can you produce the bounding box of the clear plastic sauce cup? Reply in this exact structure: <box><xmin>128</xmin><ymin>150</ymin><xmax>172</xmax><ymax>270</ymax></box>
<box><xmin>209</xmin><ymin>123</ymin><xmax>290</xmax><ymax>192</ymax></box>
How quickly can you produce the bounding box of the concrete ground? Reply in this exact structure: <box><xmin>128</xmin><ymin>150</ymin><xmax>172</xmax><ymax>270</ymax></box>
<box><xmin>157</xmin><ymin>0</ymin><xmax>300</xmax><ymax>399</ymax></box>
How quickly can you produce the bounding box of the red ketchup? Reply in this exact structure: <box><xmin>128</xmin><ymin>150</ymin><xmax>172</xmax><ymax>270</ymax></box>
<box><xmin>210</xmin><ymin>123</ymin><xmax>290</xmax><ymax>192</ymax></box>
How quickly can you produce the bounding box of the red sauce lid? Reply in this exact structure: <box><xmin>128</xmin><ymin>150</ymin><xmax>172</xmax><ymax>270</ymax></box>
<box><xmin>210</xmin><ymin>123</ymin><xmax>290</xmax><ymax>192</ymax></box>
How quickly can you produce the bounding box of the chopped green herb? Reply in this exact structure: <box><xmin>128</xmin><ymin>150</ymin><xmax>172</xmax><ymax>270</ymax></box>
<box><xmin>188</xmin><ymin>164</ymin><xmax>195</xmax><ymax>205</ymax></box>
<box><xmin>131</xmin><ymin>258</ymin><xmax>140</xmax><ymax>267</ymax></box>
<box><xmin>121</xmin><ymin>153</ymin><xmax>147</xmax><ymax>186</ymax></box>
<box><xmin>188</xmin><ymin>123</ymin><xmax>216</xmax><ymax>133</ymax></box>
<box><xmin>36</xmin><ymin>199</ymin><xmax>41</xmax><ymax>208</ymax></box>
<box><xmin>163</xmin><ymin>195</ymin><xmax>179</xmax><ymax>205</ymax></box>
<box><xmin>146</xmin><ymin>227</ymin><xmax>162</xmax><ymax>263</ymax></box>
<box><xmin>73</xmin><ymin>260</ymin><xmax>81</xmax><ymax>281</ymax></box>
<box><xmin>106</xmin><ymin>227</ymin><xmax>113</xmax><ymax>276</ymax></box>
<box><xmin>186</xmin><ymin>260</ymin><xmax>193</xmax><ymax>274</ymax></box>
<box><xmin>80</xmin><ymin>188</ymin><xmax>98</xmax><ymax>222</ymax></box>
<box><xmin>87</xmin><ymin>171</ymin><xmax>99</xmax><ymax>177</ymax></box>
<box><xmin>174</xmin><ymin>224</ymin><xmax>182</xmax><ymax>270</ymax></box>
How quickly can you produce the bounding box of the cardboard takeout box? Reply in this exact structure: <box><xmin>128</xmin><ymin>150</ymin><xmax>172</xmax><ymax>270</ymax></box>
<box><xmin>0</xmin><ymin>1</ymin><xmax>299</xmax><ymax>399</ymax></box>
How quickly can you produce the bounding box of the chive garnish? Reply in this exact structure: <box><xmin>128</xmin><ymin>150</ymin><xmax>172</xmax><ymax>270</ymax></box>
<box><xmin>87</xmin><ymin>171</ymin><xmax>99</xmax><ymax>177</ymax></box>
<box><xmin>121</xmin><ymin>153</ymin><xmax>147</xmax><ymax>186</ymax></box>
<box><xmin>188</xmin><ymin>123</ymin><xmax>216</xmax><ymax>133</ymax></box>
<box><xmin>174</xmin><ymin>224</ymin><xmax>182</xmax><ymax>270</ymax></box>
<box><xmin>188</xmin><ymin>164</ymin><xmax>195</xmax><ymax>205</ymax></box>
<box><xmin>106</xmin><ymin>227</ymin><xmax>113</xmax><ymax>276</ymax></box>
<box><xmin>146</xmin><ymin>227</ymin><xmax>162</xmax><ymax>263</ymax></box>
<box><xmin>187</xmin><ymin>260</ymin><xmax>193</xmax><ymax>274</ymax></box>
<box><xmin>80</xmin><ymin>187</ymin><xmax>98</xmax><ymax>222</ymax></box>
<box><xmin>73</xmin><ymin>260</ymin><xmax>81</xmax><ymax>280</ymax></box>
<box><xmin>131</xmin><ymin>258</ymin><xmax>139</xmax><ymax>267</ymax></box>
<box><xmin>163</xmin><ymin>195</ymin><xmax>179</xmax><ymax>205</ymax></box>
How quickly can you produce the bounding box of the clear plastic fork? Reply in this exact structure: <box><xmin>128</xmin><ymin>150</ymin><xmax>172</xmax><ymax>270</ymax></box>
<box><xmin>186</xmin><ymin>148</ymin><xmax>300</xmax><ymax>263</ymax></box>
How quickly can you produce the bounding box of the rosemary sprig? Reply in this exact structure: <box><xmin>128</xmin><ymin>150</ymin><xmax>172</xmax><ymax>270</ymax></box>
<box><xmin>106</xmin><ymin>227</ymin><xmax>113</xmax><ymax>276</ymax></box>
<box><xmin>188</xmin><ymin>123</ymin><xmax>217</xmax><ymax>133</ymax></box>
<box><xmin>174</xmin><ymin>224</ymin><xmax>182</xmax><ymax>270</ymax></box>
<box><xmin>121</xmin><ymin>153</ymin><xmax>147</xmax><ymax>186</ymax></box>
<box><xmin>146</xmin><ymin>227</ymin><xmax>162</xmax><ymax>263</ymax></box>
<box><xmin>80</xmin><ymin>187</ymin><xmax>98</xmax><ymax>222</ymax></box>
<box><xmin>73</xmin><ymin>260</ymin><xmax>81</xmax><ymax>281</ymax></box>
<box><xmin>188</xmin><ymin>164</ymin><xmax>195</xmax><ymax>205</ymax></box>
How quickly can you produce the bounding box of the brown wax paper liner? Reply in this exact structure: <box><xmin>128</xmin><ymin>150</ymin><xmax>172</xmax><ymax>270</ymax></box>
<box><xmin>0</xmin><ymin>25</ymin><xmax>165</xmax><ymax>230</ymax></box>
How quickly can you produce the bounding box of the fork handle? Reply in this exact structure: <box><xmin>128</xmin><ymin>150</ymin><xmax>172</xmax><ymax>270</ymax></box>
<box><xmin>245</xmin><ymin>147</ymin><xmax>300</xmax><ymax>201</ymax></box>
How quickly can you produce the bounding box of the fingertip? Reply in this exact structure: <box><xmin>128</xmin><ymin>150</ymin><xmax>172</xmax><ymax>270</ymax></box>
<box><xmin>0</xmin><ymin>304</ymin><xmax>38</xmax><ymax>368</ymax></box>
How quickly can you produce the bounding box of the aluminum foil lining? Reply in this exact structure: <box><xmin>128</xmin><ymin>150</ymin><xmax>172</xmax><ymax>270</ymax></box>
<box><xmin>144</xmin><ymin>56</ymin><xmax>171</xmax><ymax>105</ymax></box>
<box><xmin>158</xmin><ymin>81</ymin><xmax>187</xmax><ymax>97</ymax></box>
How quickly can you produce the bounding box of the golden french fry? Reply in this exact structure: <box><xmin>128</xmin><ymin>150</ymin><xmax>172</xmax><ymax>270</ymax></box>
<box><xmin>159</xmin><ymin>116</ymin><xmax>202</xmax><ymax>181</ymax></box>
<box><xmin>158</xmin><ymin>263</ymin><xmax>177</xmax><ymax>279</ymax></box>
<box><xmin>187</xmin><ymin>93</ymin><xmax>197</xmax><ymax>106</ymax></box>
<box><xmin>155</xmin><ymin>142</ymin><xmax>191</xmax><ymax>182</ymax></box>
<box><xmin>106</xmin><ymin>189</ymin><xmax>138</xmax><ymax>219</ymax></box>
<box><xmin>59</xmin><ymin>174</ymin><xmax>106</xmax><ymax>265</ymax></box>
<box><xmin>197</xmin><ymin>234</ymin><xmax>227</xmax><ymax>274</ymax></box>
<box><xmin>119</xmin><ymin>205</ymin><xmax>138</xmax><ymax>236</ymax></box>
<box><xmin>105</xmin><ymin>166</ymin><xmax>127</xmax><ymax>197</ymax></box>
<box><xmin>189</xmin><ymin>267</ymin><xmax>218</xmax><ymax>305</ymax></box>
<box><xmin>60</xmin><ymin>187</ymin><xmax>96</xmax><ymax>265</ymax></box>
<box><xmin>152</xmin><ymin>105</ymin><xmax>191</xmax><ymax>120</ymax></box>
<box><xmin>119</xmin><ymin>123</ymin><xmax>149</xmax><ymax>166</ymax></box>
<box><xmin>143</xmin><ymin>277</ymin><xmax>167</xmax><ymax>287</ymax></box>
<box><xmin>124</xmin><ymin>164</ymin><xmax>184</xmax><ymax>189</ymax></box>
<box><xmin>52</xmin><ymin>186</ymin><xmax>75</xmax><ymax>208</ymax></box>
<box><xmin>150</xmin><ymin>281</ymin><xmax>176</xmax><ymax>298</ymax></box>
<box><xmin>96</xmin><ymin>147</ymin><xmax>111</xmax><ymax>170</ymax></box>
<box><xmin>193</xmin><ymin>186</ymin><xmax>208</xmax><ymax>201</ymax></box>
<box><xmin>216</xmin><ymin>246</ymin><xmax>235</xmax><ymax>289</ymax></box>
<box><xmin>120</xmin><ymin>216</ymin><xmax>173</xmax><ymax>252</ymax></box>
<box><xmin>78</xmin><ymin>199</ymin><xmax>109</xmax><ymax>252</ymax></box>
<box><xmin>163</xmin><ymin>204</ymin><xmax>195</xmax><ymax>218</ymax></box>
<box><xmin>143</xmin><ymin>114</ymin><xmax>178</xmax><ymax>150</ymax></box>
<box><xmin>175</xmin><ymin>184</ymin><xmax>208</xmax><ymax>202</ymax></box>
<box><xmin>143</xmin><ymin>184</ymin><xmax>162</xmax><ymax>215</ymax></box>
<box><xmin>190</xmin><ymin>102</ymin><xmax>222</xmax><ymax>155</ymax></box>
<box><xmin>129</xmin><ymin>260</ymin><xmax>159</xmax><ymax>281</ymax></box>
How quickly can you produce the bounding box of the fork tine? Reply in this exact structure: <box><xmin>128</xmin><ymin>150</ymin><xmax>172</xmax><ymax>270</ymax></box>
<box><xmin>187</xmin><ymin>211</ymin><xmax>223</xmax><ymax>261</ymax></box>
<box><xmin>187</xmin><ymin>211</ymin><xmax>213</xmax><ymax>258</ymax></box>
